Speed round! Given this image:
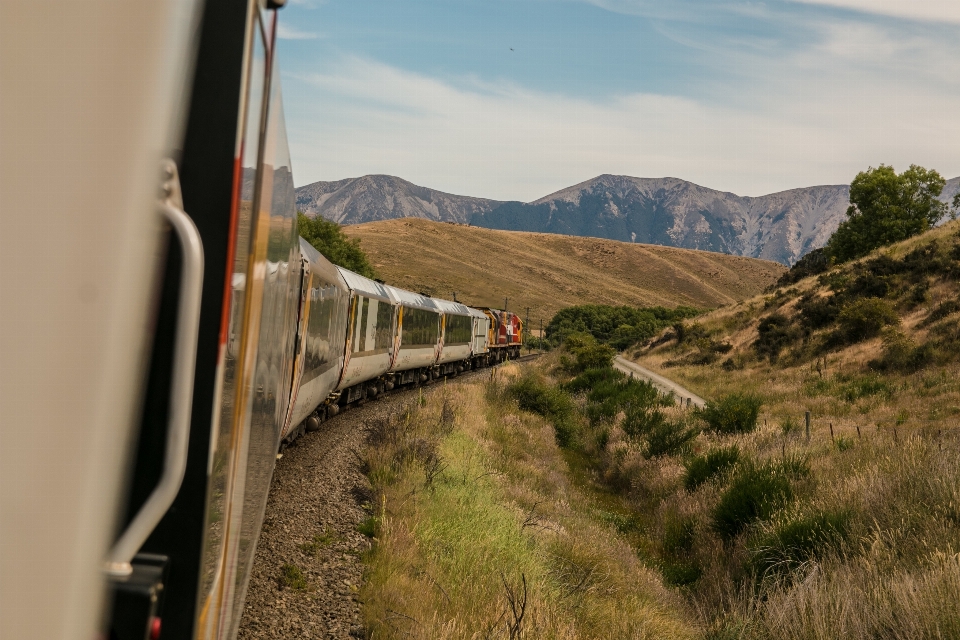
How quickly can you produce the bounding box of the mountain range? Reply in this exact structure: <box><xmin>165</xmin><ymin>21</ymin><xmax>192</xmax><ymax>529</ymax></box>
<box><xmin>295</xmin><ymin>174</ymin><xmax>960</xmax><ymax>266</ymax></box>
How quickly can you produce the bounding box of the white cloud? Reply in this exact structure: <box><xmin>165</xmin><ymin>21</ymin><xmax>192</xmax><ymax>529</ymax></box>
<box><xmin>789</xmin><ymin>0</ymin><xmax>960</xmax><ymax>24</ymax></box>
<box><xmin>277</xmin><ymin>22</ymin><xmax>319</xmax><ymax>40</ymax></box>
<box><xmin>284</xmin><ymin>20</ymin><xmax>959</xmax><ymax>201</ymax></box>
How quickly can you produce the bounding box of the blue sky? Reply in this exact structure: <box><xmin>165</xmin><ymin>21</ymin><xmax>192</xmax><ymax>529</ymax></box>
<box><xmin>276</xmin><ymin>0</ymin><xmax>959</xmax><ymax>200</ymax></box>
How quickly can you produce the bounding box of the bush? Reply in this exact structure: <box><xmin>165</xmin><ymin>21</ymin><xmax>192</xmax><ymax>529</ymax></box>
<box><xmin>748</xmin><ymin>510</ymin><xmax>850</xmax><ymax>579</ymax></box>
<box><xmin>697</xmin><ymin>393</ymin><xmax>763</xmax><ymax>435</ymax></box>
<box><xmin>711</xmin><ymin>460</ymin><xmax>796</xmax><ymax>540</ymax></box>
<box><xmin>622</xmin><ymin>406</ymin><xmax>668</xmax><ymax>439</ymax></box>
<box><xmin>835</xmin><ymin>375</ymin><xmax>893</xmax><ymax>402</ymax></box>
<box><xmin>298</xmin><ymin>213</ymin><xmax>378</xmax><ymax>279</ymax></box>
<box><xmin>572</xmin><ymin>342</ymin><xmax>616</xmax><ymax>372</ymax></box>
<box><xmin>774</xmin><ymin>247</ymin><xmax>831</xmax><ymax>287</ymax></box>
<box><xmin>834</xmin><ymin>298</ymin><xmax>899</xmax><ymax>344</ymax></box>
<box><xmin>582</xmin><ymin>376</ymin><xmax>663</xmax><ymax>425</ymax></box>
<box><xmin>868</xmin><ymin>330</ymin><xmax>932</xmax><ymax>373</ymax></box>
<box><xmin>660</xmin><ymin>515</ymin><xmax>702</xmax><ymax>586</ymax></box>
<box><xmin>545</xmin><ymin>304</ymin><xmax>700</xmax><ymax>347</ymax></box>
<box><xmin>508</xmin><ymin>373</ymin><xmax>578</xmax><ymax>446</ymax></box>
<box><xmin>754</xmin><ymin>314</ymin><xmax>801</xmax><ymax>362</ymax></box>
<box><xmin>796</xmin><ymin>293</ymin><xmax>841</xmax><ymax>329</ymax></box>
<box><xmin>645</xmin><ymin>418</ymin><xmax>698</xmax><ymax>458</ymax></box>
<box><xmin>684</xmin><ymin>446</ymin><xmax>741</xmax><ymax>491</ymax></box>
<box><xmin>563</xmin><ymin>366</ymin><xmax>625</xmax><ymax>393</ymax></box>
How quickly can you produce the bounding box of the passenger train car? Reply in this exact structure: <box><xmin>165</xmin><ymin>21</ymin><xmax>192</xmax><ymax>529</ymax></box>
<box><xmin>0</xmin><ymin>2</ymin><xmax>521</xmax><ymax>639</ymax></box>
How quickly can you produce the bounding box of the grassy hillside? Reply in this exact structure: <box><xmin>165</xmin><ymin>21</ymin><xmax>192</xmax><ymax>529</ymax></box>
<box><xmin>610</xmin><ymin>219</ymin><xmax>960</xmax><ymax>636</ymax></box>
<box><xmin>342</xmin><ymin>218</ymin><xmax>785</xmax><ymax>323</ymax></box>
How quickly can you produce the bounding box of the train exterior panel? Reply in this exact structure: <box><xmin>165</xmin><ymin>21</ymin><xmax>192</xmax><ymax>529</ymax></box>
<box><xmin>468</xmin><ymin>308</ymin><xmax>490</xmax><ymax>356</ymax></box>
<box><xmin>433</xmin><ymin>298</ymin><xmax>475</xmax><ymax>365</ymax></box>
<box><xmin>336</xmin><ymin>267</ymin><xmax>398</xmax><ymax>394</ymax></box>
<box><xmin>387</xmin><ymin>286</ymin><xmax>443</xmax><ymax>375</ymax></box>
<box><xmin>284</xmin><ymin>240</ymin><xmax>350</xmax><ymax>437</ymax></box>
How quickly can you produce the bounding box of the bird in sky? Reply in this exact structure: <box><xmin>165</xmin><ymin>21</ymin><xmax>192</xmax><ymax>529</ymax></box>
<box><xmin>510</xmin><ymin>48</ymin><xmax>514</xmax><ymax>51</ymax></box>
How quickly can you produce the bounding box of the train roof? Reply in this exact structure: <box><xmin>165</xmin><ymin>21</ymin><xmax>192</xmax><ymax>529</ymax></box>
<box><xmin>431</xmin><ymin>297</ymin><xmax>473</xmax><ymax>317</ymax></box>
<box><xmin>335</xmin><ymin>265</ymin><xmax>393</xmax><ymax>301</ymax></box>
<box><xmin>466</xmin><ymin>306</ymin><xmax>488</xmax><ymax>319</ymax></box>
<box><xmin>384</xmin><ymin>284</ymin><xmax>439</xmax><ymax>312</ymax></box>
<box><xmin>299</xmin><ymin>238</ymin><xmax>348</xmax><ymax>290</ymax></box>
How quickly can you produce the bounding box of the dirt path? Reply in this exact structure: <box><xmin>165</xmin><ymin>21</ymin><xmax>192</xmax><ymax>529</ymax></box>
<box><xmin>613</xmin><ymin>356</ymin><xmax>706</xmax><ymax>408</ymax></box>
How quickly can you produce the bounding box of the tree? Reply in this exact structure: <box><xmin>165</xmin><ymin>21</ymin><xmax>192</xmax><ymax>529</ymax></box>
<box><xmin>297</xmin><ymin>213</ymin><xmax>379</xmax><ymax>280</ymax></box>
<box><xmin>826</xmin><ymin>164</ymin><xmax>947</xmax><ymax>263</ymax></box>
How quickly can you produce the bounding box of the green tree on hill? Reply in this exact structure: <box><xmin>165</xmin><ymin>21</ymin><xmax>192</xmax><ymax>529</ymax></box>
<box><xmin>298</xmin><ymin>213</ymin><xmax>378</xmax><ymax>280</ymax></box>
<box><xmin>826</xmin><ymin>164</ymin><xmax>947</xmax><ymax>263</ymax></box>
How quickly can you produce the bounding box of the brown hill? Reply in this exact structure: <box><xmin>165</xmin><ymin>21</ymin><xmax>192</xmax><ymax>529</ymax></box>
<box><xmin>341</xmin><ymin>218</ymin><xmax>786</xmax><ymax>325</ymax></box>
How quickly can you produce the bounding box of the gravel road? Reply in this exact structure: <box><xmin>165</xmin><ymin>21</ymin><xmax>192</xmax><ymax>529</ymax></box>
<box><xmin>236</xmin><ymin>389</ymin><xmax>418</xmax><ymax>639</ymax></box>
<box><xmin>613</xmin><ymin>356</ymin><xmax>706</xmax><ymax>408</ymax></box>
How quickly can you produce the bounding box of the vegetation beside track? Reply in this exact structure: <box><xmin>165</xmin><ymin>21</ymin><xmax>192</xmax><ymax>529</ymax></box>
<box><xmin>358</xmin><ymin>371</ymin><xmax>697</xmax><ymax>639</ymax></box>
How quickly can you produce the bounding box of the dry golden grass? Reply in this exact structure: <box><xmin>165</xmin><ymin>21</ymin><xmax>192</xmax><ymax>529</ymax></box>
<box><xmin>602</xmin><ymin>220</ymin><xmax>960</xmax><ymax>637</ymax></box>
<box><xmin>343</xmin><ymin>218</ymin><xmax>785</xmax><ymax>322</ymax></box>
<box><xmin>359</xmin><ymin>376</ymin><xmax>699</xmax><ymax>639</ymax></box>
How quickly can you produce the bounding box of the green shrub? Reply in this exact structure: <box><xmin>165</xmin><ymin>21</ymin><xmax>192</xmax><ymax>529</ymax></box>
<box><xmin>697</xmin><ymin>393</ymin><xmax>763</xmax><ymax>435</ymax></box>
<box><xmin>797</xmin><ymin>293</ymin><xmax>841</xmax><ymax>329</ymax></box>
<box><xmin>834</xmin><ymin>298</ymin><xmax>899</xmax><ymax>344</ymax></box>
<box><xmin>754</xmin><ymin>314</ymin><xmax>801</xmax><ymax>362</ymax></box>
<box><xmin>546</xmin><ymin>304</ymin><xmax>700</xmax><ymax>347</ymax></box>
<box><xmin>774</xmin><ymin>247</ymin><xmax>831</xmax><ymax>287</ymax></box>
<box><xmin>711</xmin><ymin>460</ymin><xmax>797</xmax><ymax>540</ymax></box>
<box><xmin>748</xmin><ymin>510</ymin><xmax>850</xmax><ymax>579</ymax></box>
<box><xmin>868</xmin><ymin>330</ymin><xmax>932</xmax><ymax>372</ymax></box>
<box><xmin>508</xmin><ymin>373</ymin><xmax>578</xmax><ymax>446</ymax></box>
<box><xmin>622</xmin><ymin>406</ymin><xmax>668</xmax><ymax>439</ymax></box>
<box><xmin>645</xmin><ymin>419</ymin><xmax>698</xmax><ymax>458</ymax></box>
<box><xmin>563</xmin><ymin>366</ymin><xmax>625</xmax><ymax>393</ymax></box>
<box><xmin>582</xmin><ymin>376</ymin><xmax>663</xmax><ymax>425</ymax></box>
<box><xmin>660</xmin><ymin>515</ymin><xmax>702</xmax><ymax>586</ymax></box>
<box><xmin>835</xmin><ymin>375</ymin><xmax>893</xmax><ymax>402</ymax></box>
<box><xmin>298</xmin><ymin>213</ymin><xmax>378</xmax><ymax>279</ymax></box>
<box><xmin>683</xmin><ymin>446</ymin><xmax>740</xmax><ymax>491</ymax></box>
<box><xmin>572</xmin><ymin>342</ymin><xmax>616</xmax><ymax>372</ymax></box>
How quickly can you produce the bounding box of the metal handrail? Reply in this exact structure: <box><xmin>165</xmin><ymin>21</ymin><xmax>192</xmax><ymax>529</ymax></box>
<box><xmin>104</xmin><ymin>165</ymin><xmax>204</xmax><ymax>578</ymax></box>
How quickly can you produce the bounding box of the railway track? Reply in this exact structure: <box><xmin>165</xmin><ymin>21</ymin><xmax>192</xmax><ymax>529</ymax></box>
<box><xmin>237</xmin><ymin>353</ymin><xmax>546</xmax><ymax>637</ymax></box>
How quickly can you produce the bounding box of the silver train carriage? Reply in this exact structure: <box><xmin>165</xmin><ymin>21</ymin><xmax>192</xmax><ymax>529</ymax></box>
<box><xmin>432</xmin><ymin>298</ymin><xmax>477</xmax><ymax>375</ymax></box>
<box><xmin>335</xmin><ymin>267</ymin><xmax>399</xmax><ymax>405</ymax></box>
<box><xmin>386</xmin><ymin>286</ymin><xmax>444</xmax><ymax>384</ymax></box>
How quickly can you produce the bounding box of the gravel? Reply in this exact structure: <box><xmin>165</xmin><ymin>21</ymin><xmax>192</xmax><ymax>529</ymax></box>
<box><xmin>235</xmin><ymin>386</ymin><xmax>429</xmax><ymax>639</ymax></box>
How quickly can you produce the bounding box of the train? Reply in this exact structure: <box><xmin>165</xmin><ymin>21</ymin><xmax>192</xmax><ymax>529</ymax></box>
<box><xmin>0</xmin><ymin>1</ymin><xmax>528</xmax><ymax>640</ymax></box>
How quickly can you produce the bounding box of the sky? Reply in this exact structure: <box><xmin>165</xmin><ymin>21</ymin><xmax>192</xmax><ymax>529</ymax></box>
<box><xmin>276</xmin><ymin>0</ymin><xmax>960</xmax><ymax>201</ymax></box>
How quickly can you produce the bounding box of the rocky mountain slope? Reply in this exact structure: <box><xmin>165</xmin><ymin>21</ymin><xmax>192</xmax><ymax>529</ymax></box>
<box><xmin>296</xmin><ymin>174</ymin><xmax>501</xmax><ymax>224</ymax></box>
<box><xmin>297</xmin><ymin>174</ymin><xmax>959</xmax><ymax>266</ymax></box>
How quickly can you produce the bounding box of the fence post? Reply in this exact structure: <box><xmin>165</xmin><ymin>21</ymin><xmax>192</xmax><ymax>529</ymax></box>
<box><xmin>805</xmin><ymin>411</ymin><xmax>811</xmax><ymax>442</ymax></box>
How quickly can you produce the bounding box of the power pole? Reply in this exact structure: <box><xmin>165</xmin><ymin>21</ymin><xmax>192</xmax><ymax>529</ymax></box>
<box><xmin>525</xmin><ymin>307</ymin><xmax>530</xmax><ymax>353</ymax></box>
<box><xmin>504</xmin><ymin>297</ymin><xmax>508</xmax><ymax>312</ymax></box>
<box><xmin>539</xmin><ymin>318</ymin><xmax>543</xmax><ymax>354</ymax></box>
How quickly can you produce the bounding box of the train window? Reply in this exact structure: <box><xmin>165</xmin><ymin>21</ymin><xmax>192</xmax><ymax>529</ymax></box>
<box><xmin>445</xmin><ymin>314</ymin><xmax>472</xmax><ymax>345</ymax></box>
<box><xmin>375</xmin><ymin>300</ymin><xmax>394</xmax><ymax>350</ymax></box>
<box><xmin>301</xmin><ymin>281</ymin><xmax>340</xmax><ymax>382</ymax></box>
<box><xmin>401</xmin><ymin>306</ymin><xmax>440</xmax><ymax>348</ymax></box>
<box><xmin>355</xmin><ymin>297</ymin><xmax>369</xmax><ymax>352</ymax></box>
